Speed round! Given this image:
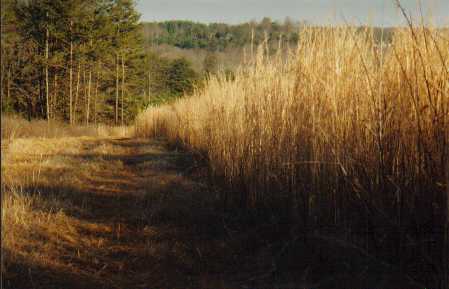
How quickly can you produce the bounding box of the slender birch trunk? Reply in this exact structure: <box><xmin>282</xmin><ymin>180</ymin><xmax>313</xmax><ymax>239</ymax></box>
<box><xmin>74</xmin><ymin>62</ymin><xmax>81</xmax><ymax>124</ymax></box>
<box><xmin>121</xmin><ymin>53</ymin><xmax>125</xmax><ymax>126</ymax></box>
<box><xmin>86</xmin><ymin>39</ymin><xmax>94</xmax><ymax>125</ymax></box>
<box><xmin>115</xmin><ymin>53</ymin><xmax>119</xmax><ymax>125</ymax></box>
<box><xmin>69</xmin><ymin>20</ymin><xmax>73</xmax><ymax>124</ymax></box>
<box><xmin>83</xmin><ymin>68</ymin><xmax>86</xmax><ymax>123</ymax></box>
<box><xmin>86</xmin><ymin>68</ymin><xmax>91</xmax><ymax>125</ymax></box>
<box><xmin>53</xmin><ymin>74</ymin><xmax>58</xmax><ymax>119</ymax></box>
<box><xmin>45</xmin><ymin>12</ymin><xmax>50</xmax><ymax>122</ymax></box>
<box><xmin>94</xmin><ymin>62</ymin><xmax>99</xmax><ymax>125</ymax></box>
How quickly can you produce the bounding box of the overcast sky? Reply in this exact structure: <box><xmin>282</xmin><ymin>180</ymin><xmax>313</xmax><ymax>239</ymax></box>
<box><xmin>135</xmin><ymin>0</ymin><xmax>448</xmax><ymax>26</ymax></box>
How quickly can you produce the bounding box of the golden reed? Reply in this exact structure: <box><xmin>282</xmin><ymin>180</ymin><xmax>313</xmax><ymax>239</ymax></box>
<box><xmin>136</xmin><ymin>25</ymin><xmax>449</xmax><ymax>286</ymax></box>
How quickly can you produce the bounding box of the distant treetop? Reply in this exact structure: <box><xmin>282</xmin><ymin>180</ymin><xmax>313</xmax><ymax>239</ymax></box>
<box><xmin>141</xmin><ymin>19</ymin><xmax>305</xmax><ymax>51</ymax></box>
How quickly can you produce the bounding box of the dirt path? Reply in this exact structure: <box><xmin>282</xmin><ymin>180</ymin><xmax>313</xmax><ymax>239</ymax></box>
<box><xmin>79</xmin><ymin>137</ymin><xmax>234</xmax><ymax>288</ymax></box>
<box><xmin>5</xmin><ymin>137</ymin><xmax>239</xmax><ymax>288</ymax></box>
<box><xmin>3</xmin><ymin>137</ymin><xmax>422</xmax><ymax>289</ymax></box>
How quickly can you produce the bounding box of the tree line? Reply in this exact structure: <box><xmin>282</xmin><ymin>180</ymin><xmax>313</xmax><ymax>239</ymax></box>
<box><xmin>142</xmin><ymin>19</ymin><xmax>398</xmax><ymax>53</ymax></box>
<box><xmin>1</xmin><ymin>0</ymin><xmax>199</xmax><ymax>125</ymax></box>
<box><xmin>142</xmin><ymin>18</ymin><xmax>304</xmax><ymax>51</ymax></box>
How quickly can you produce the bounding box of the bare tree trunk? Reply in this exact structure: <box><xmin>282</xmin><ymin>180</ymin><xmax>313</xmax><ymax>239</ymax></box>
<box><xmin>45</xmin><ymin>12</ymin><xmax>50</xmax><ymax>122</ymax></box>
<box><xmin>53</xmin><ymin>74</ymin><xmax>58</xmax><ymax>119</ymax></box>
<box><xmin>94</xmin><ymin>61</ymin><xmax>100</xmax><ymax>125</ymax></box>
<box><xmin>121</xmin><ymin>53</ymin><xmax>125</xmax><ymax>126</ymax></box>
<box><xmin>83</xmin><ymin>68</ymin><xmax>86</xmax><ymax>123</ymax></box>
<box><xmin>74</xmin><ymin>62</ymin><xmax>81</xmax><ymax>124</ymax></box>
<box><xmin>86</xmin><ymin>66</ymin><xmax>92</xmax><ymax>125</ymax></box>
<box><xmin>115</xmin><ymin>53</ymin><xmax>119</xmax><ymax>125</ymax></box>
<box><xmin>86</xmin><ymin>39</ymin><xmax>94</xmax><ymax>126</ymax></box>
<box><xmin>69</xmin><ymin>20</ymin><xmax>73</xmax><ymax>125</ymax></box>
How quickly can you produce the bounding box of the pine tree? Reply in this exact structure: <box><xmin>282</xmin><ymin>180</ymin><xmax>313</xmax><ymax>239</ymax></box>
<box><xmin>166</xmin><ymin>58</ymin><xmax>197</xmax><ymax>96</ymax></box>
<box><xmin>109</xmin><ymin>0</ymin><xmax>144</xmax><ymax>124</ymax></box>
<box><xmin>2</xmin><ymin>0</ymin><xmax>162</xmax><ymax>124</ymax></box>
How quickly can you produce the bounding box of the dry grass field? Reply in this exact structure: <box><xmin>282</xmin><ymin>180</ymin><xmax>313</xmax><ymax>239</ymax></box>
<box><xmin>135</xmin><ymin>24</ymin><xmax>449</xmax><ymax>287</ymax></box>
<box><xmin>1</xmin><ymin>120</ymin><xmax>227</xmax><ymax>288</ymax></box>
<box><xmin>1</xmin><ymin>14</ymin><xmax>448</xmax><ymax>289</ymax></box>
<box><xmin>5</xmin><ymin>0</ymin><xmax>448</xmax><ymax>287</ymax></box>
<box><xmin>1</xmin><ymin>117</ymin><xmax>431</xmax><ymax>288</ymax></box>
<box><xmin>1</xmin><ymin>118</ymin><xmax>135</xmax><ymax>287</ymax></box>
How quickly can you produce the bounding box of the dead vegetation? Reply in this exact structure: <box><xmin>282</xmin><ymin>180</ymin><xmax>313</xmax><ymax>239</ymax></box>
<box><xmin>1</xmin><ymin>114</ymin><xmax>133</xmax><ymax>141</ymax></box>
<box><xmin>1</xmin><ymin>118</ymin><xmax>144</xmax><ymax>288</ymax></box>
<box><xmin>1</xmin><ymin>118</ymin><xmax>243</xmax><ymax>288</ymax></box>
<box><xmin>135</xmin><ymin>24</ymin><xmax>449</xmax><ymax>287</ymax></box>
<box><xmin>1</xmin><ymin>116</ymin><xmax>429</xmax><ymax>288</ymax></box>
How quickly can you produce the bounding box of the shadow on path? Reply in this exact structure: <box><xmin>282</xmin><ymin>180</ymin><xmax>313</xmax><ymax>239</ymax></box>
<box><xmin>4</xmin><ymin>137</ymin><xmax>423</xmax><ymax>289</ymax></box>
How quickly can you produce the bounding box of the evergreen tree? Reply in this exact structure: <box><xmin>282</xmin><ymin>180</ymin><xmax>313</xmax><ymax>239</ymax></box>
<box><xmin>1</xmin><ymin>0</ymin><xmax>149</xmax><ymax>124</ymax></box>
<box><xmin>166</xmin><ymin>58</ymin><xmax>197</xmax><ymax>96</ymax></box>
<box><xmin>1</xmin><ymin>0</ymin><xmax>229</xmax><ymax>124</ymax></box>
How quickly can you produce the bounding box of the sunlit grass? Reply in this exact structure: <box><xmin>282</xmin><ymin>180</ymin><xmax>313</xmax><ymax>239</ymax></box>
<box><xmin>136</xmin><ymin>24</ymin><xmax>449</xmax><ymax>285</ymax></box>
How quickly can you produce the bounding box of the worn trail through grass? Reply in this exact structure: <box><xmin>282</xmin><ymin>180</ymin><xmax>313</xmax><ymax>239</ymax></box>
<box><xmin>4</xmin><ymin>137</ymin><xmax>239</xmax><ymax>288</ymax></box>
<box><xmin>3</xmin><ymin>137</ymin><xmax>424</xmax><ymax>289</ymax></box>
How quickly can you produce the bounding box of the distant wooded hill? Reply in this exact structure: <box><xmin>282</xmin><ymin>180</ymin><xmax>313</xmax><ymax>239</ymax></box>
<box><xmin>141</xmin><ymin>19</ymin><xmax>301</xmax><ymax>51</ymax></box>
<box><xmin>141</xmin><ymin>19</ymin><xmax>397</xmax><ymax>52</ymax></box>
<box><xmin>139</xmin><ymin>19</ymin><xmax>398</xmax><ymax>78</ymax></box>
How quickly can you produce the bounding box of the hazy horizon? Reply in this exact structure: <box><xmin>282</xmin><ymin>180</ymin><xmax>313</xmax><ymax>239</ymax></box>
<box><xmin>136</xmin><ymin>0</ymin><xmax>449</xmax><ymax>27</ymax></box>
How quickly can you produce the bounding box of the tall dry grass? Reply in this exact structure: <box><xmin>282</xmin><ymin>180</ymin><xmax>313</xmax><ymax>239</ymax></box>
<box><xmin>136</xmin><ymin>24</ymin><xmax>449</xmax><ymax>286</ymax></box>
